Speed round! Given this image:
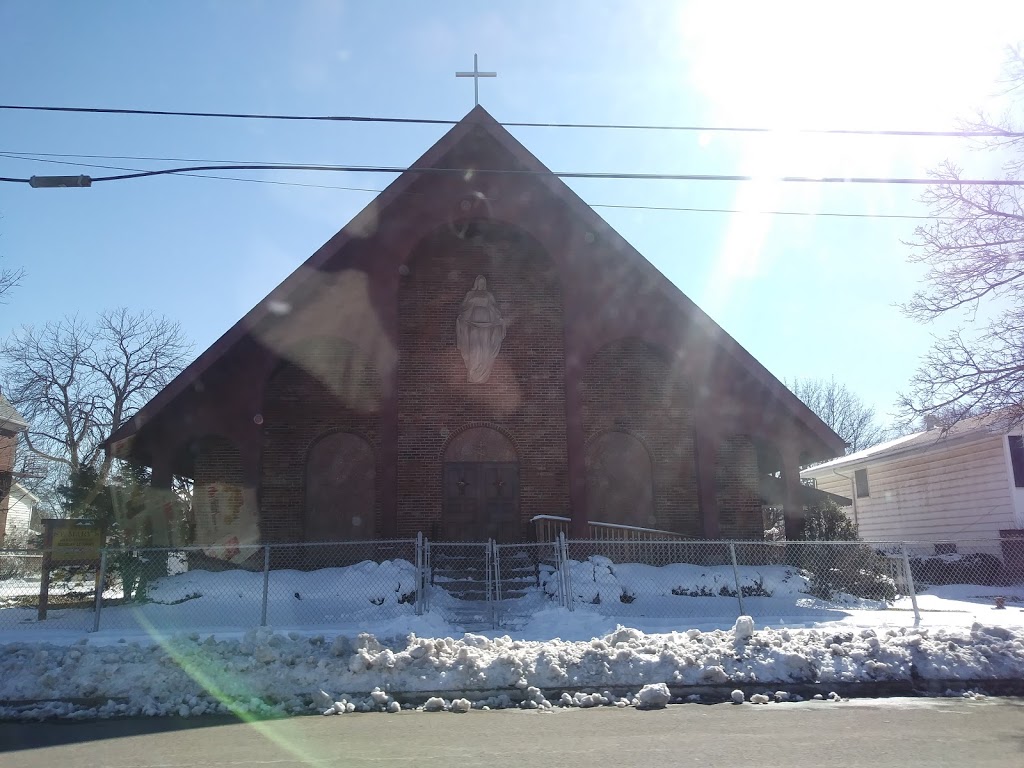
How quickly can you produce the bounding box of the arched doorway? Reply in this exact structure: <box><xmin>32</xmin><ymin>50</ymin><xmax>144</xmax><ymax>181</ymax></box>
<box><xmin>442</xmin><ymin>426</ymin><xmax>519</xmax><ymax>541</ymax></box>
<box><xmin>304</xmin><ymin>431</ymin><xmax>376</xmax><ymax>541</ymax></box>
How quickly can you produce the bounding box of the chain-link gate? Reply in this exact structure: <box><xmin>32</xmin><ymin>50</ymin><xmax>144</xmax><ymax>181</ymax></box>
<box><xmin>492</xmin><ymin>539</ymin><xmax>562</xmax><ymax>627</ymax></box>
<box><xmin>423</xmin><ymin>540</ymin><xmax>495</xmax><ymax>629</ymax></box>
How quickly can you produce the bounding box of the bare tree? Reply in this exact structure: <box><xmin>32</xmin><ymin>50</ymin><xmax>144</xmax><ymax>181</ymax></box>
<box><xmin>901</xmin><ymin>46</ymin><xmax>1024</xmax><ymax>428</ymax></box>
<box><xmin>0</xmin><ymin>262</ymin><xmax>23</xmax><ymax>304</ymax></box>
<box><xmin>1</xmin><ymin>309</ymin><xmax>192</xmax><ymax>501</ymax></box>
<box><xmin>788</xmin><ymin>376</ymin><xmax>888</xmax><ymax>453</ymax></box>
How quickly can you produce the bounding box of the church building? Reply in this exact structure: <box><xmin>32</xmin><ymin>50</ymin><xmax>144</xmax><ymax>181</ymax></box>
<box><xmin>103</xmin><ymin>106</ymin><xmax>845</xmax><ymax>550</ymax></box>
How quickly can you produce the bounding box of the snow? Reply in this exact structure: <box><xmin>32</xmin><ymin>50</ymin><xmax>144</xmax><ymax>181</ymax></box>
<box><xmin>636</xmin><ymin>683</ymin><xmax>671</xmax><ymax>708</ymax></box>
<box><xmin>734</xmin><ymin>615</ymin><xmax>755</xmax><ymax>641</ymax></box>
<box><xmin>2</xmin><ymin>616</ymin><xmax>1024</xmax><ymax>720</ymax></box>
<box><xmin>4</xmin><ymin>557</ymin><xmax>1024</xmax><ymax>720</ymax></box>
<box><xmin>803</xmin><ymin>429</ymin><xmax>928</xmax><ymax>473</ymax></box>
<box><xmin>731</xmin><ymin>689</ymin><xmax>745</xmax><ymax>704</ymax></box>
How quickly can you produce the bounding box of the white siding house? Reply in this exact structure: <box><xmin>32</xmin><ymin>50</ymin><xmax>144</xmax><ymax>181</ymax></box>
<box><xmin>3</xmin><ymin>482</ymin><xmax>41</xmax><ymax>545</ymax></box>
<box><xmin>802</xmin><ymin>414</ymin><xmax>1024</xmax><ymax>552</ymax></box>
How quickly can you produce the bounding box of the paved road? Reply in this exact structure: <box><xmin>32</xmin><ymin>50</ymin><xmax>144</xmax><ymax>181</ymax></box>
<box><xmin>2</xmin><ymin>698</ymin><xmax>1023</xmax><ymax>768</ymax></box>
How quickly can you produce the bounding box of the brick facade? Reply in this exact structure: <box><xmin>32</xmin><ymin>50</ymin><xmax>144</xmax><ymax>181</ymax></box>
<box><xmin>715</xmin><ymin>434</ymin><xmax>763</xmax><ymax>539</ymax></box>
<box><xmin>112</xmin><ymin>107</ymin><xmax>845</xmax><ymax>547</ymax></box>
<box><xmin>581</xmin><ymin>338</ymin><xmax>700</xmax><ymax>536</ymax></box>
<box><xmin>260</xmin><ymin>338</ymin><xmax>382</xmax><ymax>542</ymax></box>
<box><xmin>193</xmin><ymin>434</ymin><xmax>245</xmax><ymax>543</ymax></box>
<box><xmin>396</xmin><ymin>220</ymin><xmax>567</xmax><ymax>539</ymax></box>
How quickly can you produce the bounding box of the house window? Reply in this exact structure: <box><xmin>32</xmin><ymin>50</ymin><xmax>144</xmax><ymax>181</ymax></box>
<box><xmin>854</xmin><ymin>468</ymin><xmax>869</xmax><ymax>498</ymax></box>
<box><xmin>1009</xmin><ymin>436</ymin><xmax>1024</xmax><ymax>488</ymax></box>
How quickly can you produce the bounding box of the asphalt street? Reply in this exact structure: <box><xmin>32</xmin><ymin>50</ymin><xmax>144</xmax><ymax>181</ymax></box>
<box><xmin>2</xmin><ymin>697</ymin><xmax>1022</xmax><ymax>768</ymax></box>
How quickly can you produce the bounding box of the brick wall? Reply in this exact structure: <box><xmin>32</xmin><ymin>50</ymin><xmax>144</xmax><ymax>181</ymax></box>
<box><xmin>580</xmin><ymin>339</ymin><xmax>700</xmax><ymax>536</ymax></box>
<box><xmin>715</xmin><ymin>434</ymin><xmax>763</xmax><ymax>539</ymax></box>
<box><xmin>193</xmin><ymin>434</ymin><xmax>244</xmax><ymax>545</ymax></box>
<box><xmin>397</xmin><ymin>219</ymin><xmax>567</xmax><ymax>538</ymax></box>
<box><xmin>260</xmin><ymin>338</ymin><xmax>382</xmax><ymax>543</ymax></box>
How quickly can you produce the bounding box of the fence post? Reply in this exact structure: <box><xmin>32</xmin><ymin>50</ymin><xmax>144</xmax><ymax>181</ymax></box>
<box><xmin>260</xmin><ymin>545</ymin><xmax>271</xmax><ymax>627</ymax></box>
<box><xmin>557</xmin><ymin>533</ymin><xmax>566</xmax><ymax>609</ymax></box>
<box><xmin>728</xmin><ymin>543</ymin><xmax>746</xmax><ymax>617</ymax></box>
<box><xmin>415</xmin><ymin>532</ymin><xmax>424</xmax><ymax>616</ymax></box>
<box><xmin>91</xmin><ymin>548</ymin><xmax>108</xmax><ymax>633</ymax></box>
<box><xmin>424</xmin><ymin>539</ymin><xmax>431</xmax><ymax>613</ymax></box>
<box><xmin>559</xmin><ymin>533</ymin><xmax>574</xmax><ymax>612</ymax></box>
<box><xmin>900</xmin><ymin>542</ymin><xmax>921</xmax><ymax>623</ymax></box>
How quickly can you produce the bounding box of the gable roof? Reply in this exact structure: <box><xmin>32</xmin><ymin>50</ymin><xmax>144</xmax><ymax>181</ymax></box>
<box><xmin>105</xmin><ymin>106</ymin><xmax>843</xmax><ymax>456</ymax></box>
<box><xmin>0</xmin><ymin>393</ymin><xmax>28</xmax><ymax>432</ymax></box>
<box><xmin>802</xmin><ymin>411</ymin><xmax>1012</xmax><ymax>476</ymax></box>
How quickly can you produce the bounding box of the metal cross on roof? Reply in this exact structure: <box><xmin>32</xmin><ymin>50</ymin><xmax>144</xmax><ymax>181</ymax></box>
<box><xmin>455</xmin><ymin>54</ymin><xmax>497</xmax><ymax>106</ymax></box>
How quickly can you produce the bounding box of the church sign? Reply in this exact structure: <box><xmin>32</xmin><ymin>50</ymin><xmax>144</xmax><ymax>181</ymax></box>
<box><xmin>38</xmin><ymin>519</ymin><xmax>104</xmax><ymax>621</ymax></box>
<box><xmin>45</xmin><ymin>519</ymin><xmax>103</xmax><ymax>564</ymax></box>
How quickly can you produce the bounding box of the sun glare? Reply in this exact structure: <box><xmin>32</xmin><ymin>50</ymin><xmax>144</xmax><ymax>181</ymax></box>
<box><xmin>678</xmin><ymin>1</ymin><xmax>1021</xmax><ymax>314</ymax></box>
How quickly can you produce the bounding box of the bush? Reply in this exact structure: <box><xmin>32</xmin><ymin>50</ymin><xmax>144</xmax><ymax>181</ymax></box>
<box><xmin>797</xmin><ymin>501</ymin><xmax>897</xmax><ymax>602</ymax></box>
<box><xmin>910</xmin><ymin>552</ymin><xmax>1002</xmax><ymax>586</ymax></box>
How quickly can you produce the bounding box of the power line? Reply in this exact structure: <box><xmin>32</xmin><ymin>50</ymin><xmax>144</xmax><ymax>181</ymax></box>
<box><xmin>588</xmin><ymin>203</ymin><xmax>943</xmax><ymax>220</ymax></box>
<box><xmin>3</xmin><ymin>161</ymin><xmax>1022</xmax><ymax>187</ymax></box>
<box><xmin>0</xmin><ymin>152</ymin><xmax>952</xmax><ymax>220</ymax></box>
<box><xmin>0</xmin><ymin>152</ymin><xmax>385</xmax><ymax>193</ymax></box>
<box><xmin>2</xmin><ymin>103</ymin><xmax>1022</xmax><ymax>139</ymax></box>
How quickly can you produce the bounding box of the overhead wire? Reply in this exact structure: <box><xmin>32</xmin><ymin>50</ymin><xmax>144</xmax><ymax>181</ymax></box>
<box><xmin>2</xmin><ymin>103</ymin><xmax>1022</xmax><ymax>138</ymax></box>
<box><xmin>1</xmin><ymin>158</ymin><xmax>1021</xmax><ymax>186</ymax></box>
<box><xmin>0</xmin><ymin>151</ymin><xmax>955</xmax><ymax>220</ymax></box>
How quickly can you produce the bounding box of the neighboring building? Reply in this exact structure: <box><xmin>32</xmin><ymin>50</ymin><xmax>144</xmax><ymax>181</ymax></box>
<box><xmin>802</xmin><ymin>413</ymin><xmax>1024</xmax><ymax>549</ymax></box>
<box><xmin>3</xmin><ymin>482</ymin><xmax>41</xmax><ymax>545</ymax></box>
<box><xmin>0</xmin><ymin>393</ymin><xmax>28</xmax><ymax>548</ymax></box>
<box><xmin>103</xmin><ymin>106</ymin><xmax>844</xmax><ymax>551</ymax></box>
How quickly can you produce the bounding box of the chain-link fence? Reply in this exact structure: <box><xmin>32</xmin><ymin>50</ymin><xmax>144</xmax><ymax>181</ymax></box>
<box><xmin>3</xmin><ymin>535</ymin><xmax>1024</xmax><ymax>634</ymax></box>
<box><xmin>0</xmin><ymin>546</ymin><xmax>105</xmax><ymax>632</ymax></box>
<box><xmin>561</xmin><ymin>539</ymin><xmax>745</xmax><ymax>621</ymax></box>
<box><xmin>265</xmin><ymin>540</ymin><xmax>419</xmax><ymax>627</ymax></box>
<box><xmin>0</xmin><ymin>540</ymin><xmax>421</xmax><ymax>633</ymax></box>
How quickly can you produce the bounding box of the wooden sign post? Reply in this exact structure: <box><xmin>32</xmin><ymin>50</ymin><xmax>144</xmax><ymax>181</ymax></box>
<box><xmin>38</xmin><ymin>519</ymin><xmax>103</xmax><ymax>621</ymax></box>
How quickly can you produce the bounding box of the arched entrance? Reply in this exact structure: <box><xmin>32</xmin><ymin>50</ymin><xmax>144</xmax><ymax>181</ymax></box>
<box><xmin>304</xmin><ymin>431</ymin><xmax>376</xmax><ymax>541</ymax></box>
<box><xmin>442</xmin><ymin>426</ymin><xmax>519</xmax><ymax>541</ymax></box>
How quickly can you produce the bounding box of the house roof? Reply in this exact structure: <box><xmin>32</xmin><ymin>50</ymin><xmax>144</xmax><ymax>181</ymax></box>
<box><xmin>0</xmin><ymin>393</ymin><xmax>28</xmax><ymax>432</ymax></box>
<box><xmin>104</xmin><ymin>105</ymin><xmax>844</xmax><ymax>457</ymax></box>
<box><xmin>9</xmin><ymin>482</ymin><xmax>40</xmax><ymax>505</ymax></box>
<box><xmin>801</xmin><ymin>411</ymin><xmax>1012</xmax><ymax>476</ymax></box>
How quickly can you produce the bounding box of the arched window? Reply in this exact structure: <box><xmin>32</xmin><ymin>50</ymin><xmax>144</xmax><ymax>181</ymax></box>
<box><xmin>585</xmin><ymin>431</ymin><xmax>655</xmax><ymax>527</ymax></box>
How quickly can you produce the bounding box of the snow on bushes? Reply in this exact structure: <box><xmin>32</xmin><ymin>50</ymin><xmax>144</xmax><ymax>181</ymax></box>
<box><xmin>543</xmin><ymin>556</ymin><xmax>888</xmax><ymax>609</ymax></box>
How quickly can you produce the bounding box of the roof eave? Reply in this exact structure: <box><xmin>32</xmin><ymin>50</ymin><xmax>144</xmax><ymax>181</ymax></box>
<box><xmin>802</xmin><ymin>429</ymin><xmax>998</xmax><ymax>476</ymax></box>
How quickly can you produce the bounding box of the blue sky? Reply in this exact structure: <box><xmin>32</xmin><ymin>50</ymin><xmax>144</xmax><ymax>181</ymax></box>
<box><xmin>1</xmin><ymin>1</ymin><xmax>1021</xmax><ymax>425</ymax></box>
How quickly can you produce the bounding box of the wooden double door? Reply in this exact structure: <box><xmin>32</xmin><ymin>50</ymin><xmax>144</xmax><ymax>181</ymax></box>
<box><xmin>442</xmin><ymin>462</ymin><xmax>520</xmax><ymax>542</ymax></box>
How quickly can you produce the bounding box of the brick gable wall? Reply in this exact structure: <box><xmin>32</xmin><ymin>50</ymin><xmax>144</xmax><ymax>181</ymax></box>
<box><xmin>397</xmin><ymin>221</ymin><xmax>567</xmax><ymax>539</ymax></box>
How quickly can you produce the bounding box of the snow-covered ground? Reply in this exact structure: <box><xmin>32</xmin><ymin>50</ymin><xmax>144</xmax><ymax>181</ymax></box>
<box><xmin>3</xmin><ymin>558</ymin><xmax>1024</xmax><ymax>720</ymax></box>
<box><xmin>2</xmin><ymin>615</ymin><xmax>1022</xmax><ymax>720</ymax></box>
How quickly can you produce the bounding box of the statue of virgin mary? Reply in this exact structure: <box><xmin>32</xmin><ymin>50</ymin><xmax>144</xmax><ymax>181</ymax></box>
<box><xmin>455</xmin><ymin>275</ymin><xmax>506</xmax><ymax>383</ymax></box>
